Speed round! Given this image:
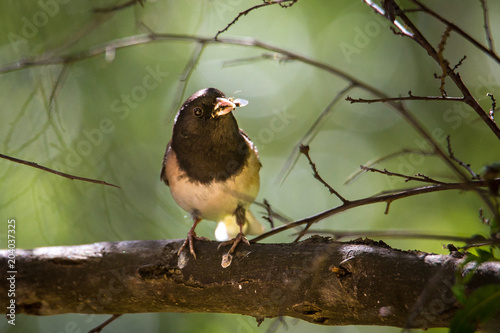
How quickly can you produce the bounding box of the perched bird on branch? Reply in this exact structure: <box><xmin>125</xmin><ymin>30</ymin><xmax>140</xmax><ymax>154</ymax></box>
<box><xmin>161</xmin><ymin>88</ymin><xmax>264</xmax><ymax>260</ymax></box>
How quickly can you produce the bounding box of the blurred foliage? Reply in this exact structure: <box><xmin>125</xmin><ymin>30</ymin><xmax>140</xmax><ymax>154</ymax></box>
<box><xmin>450</xmin><ymin>284</ymin><xmax>500</xmax><ymax>333</ymax></box>
<box><xmin>0</xmin><ymin>0</ymin><xmax>499</xmax><ymax>332</ymax></box>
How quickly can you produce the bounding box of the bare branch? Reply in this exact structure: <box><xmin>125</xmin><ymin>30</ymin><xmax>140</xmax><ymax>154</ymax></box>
<box><xmin>363</xmin><ymin>1</ymin><xmax>500</xmax><ymax>220</ymax></box>
<box><xmin>488</xmin><ymin>93</ymin><xmax>496</xmax><ymax>122</ymax></box>
<box><xmin>365</xmin><ymin>0</ymin><xmax>413</xmax><ymax>37</ymax></box>
<box><xmin>261</xmin><ymin>199</ymin><xmax>276</xmax><ymax>228</ymax></box>
<box><xmin>166</xmin><ymin>40</ymin><xmax>207</xmax><ymax>123</ymax></box>
<box><xmin>445</xmin><ymin>136</ymin><xmax>479</xmax><ymax>179</ymax></box>
<box><xmin>254</xmin><ymin>200</ymin><xmax>292</xmax><ymax>225</ymax></box>
<box><xmin>436</xmin><ymin>26</ymin><xmax>453</xmax><ymax>97</ymax></box>
<box><xmin>298</xmin><ymin>229</ymin><xmax>476</xmax><ymax>244</ymax></box>
<box><xmin>479</xmin><ymin>0</ymin><xmax>495</xmax><ymax>52</ymax></box>
<box><xmin>215</xmin><ymin>0</ymin><xmax>298</xmax><ymax>40</ymax></box>
<box><xmin>222</xmin><ymin>53</ymin><xmax>292</xmax><ymax>67</ymax></box>
<box><xmin>92</xmin><ymin>0</ymin><xmax>144</xmax><ymax>13</ymax></box>
<box><xmin>299</xmin><ymin>145</ymin><xmax>348</xmax><ymax>203</ymax></box>
<box><xmin>89</xmin><ymin>314</ymin><xmax>122</xmax><ymax>333</ymax></box>
<box><xmin>360</xmin><ymin>165</ymin><xmax>446</xmax><ymax>185</ymax></box>
<box><xmin>381</xmin><ymin>1</ymin><xmax>500</xmax><ymax>139</ymax></box>
<box><xmin>0</xmin><ymin>153</ymin><xmax>120</xmax><ymax>188</ymax></box>
<box><xmin>49</xmin><ymin>64</ymin><xmax>70</xmax><ymax>107</ymax></box>
<box><xmin>410</xmin><ymin>0</ymin><xmax>500</xmax><ymax>64</ymax></box>
<box><xmin>346</xmin><ymin>95</ymin><xmax>465</xmax><ymax>104</ymax></box>
<box><xmin>294</xmin><ymin>145</ymin><xmax>350</xmax><ymax>243</ymax></box>
<box><xmin>252</xmin><ymin>179</ymin><xmax>498</xmax><ymax>242</ymax></box>
<box><xmin>344</xmin><ymin>148</ymin><xmax>436</xmax><ymax>185</ymax></box>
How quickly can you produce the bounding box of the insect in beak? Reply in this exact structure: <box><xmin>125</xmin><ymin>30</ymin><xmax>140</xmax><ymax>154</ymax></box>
<box><xmin>214</xmin><ymin>97</ymin><xmax>236</xmax><ymax>117</ymax></box>
<box><xmin>231</xmin><ymin>98</ymin><xmax>248</xmax><ymax>107</ymax></box>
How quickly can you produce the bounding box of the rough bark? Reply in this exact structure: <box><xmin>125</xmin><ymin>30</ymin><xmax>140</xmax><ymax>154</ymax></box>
<box><xmin>1</xmin><ymin>236</ymin><xmax>499</xmax><ymax>329</ymax></box>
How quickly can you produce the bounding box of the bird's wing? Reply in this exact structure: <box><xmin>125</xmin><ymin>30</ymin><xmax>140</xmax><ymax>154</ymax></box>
<box><xmin>160</xmin><ymin>140</ymin><xmax>172</xmax><ymax>186</ymax></box>
<box><xmin>239</xmin><ymin>129</ymin><xmax>261</xmax><ymax>168</ymax></box>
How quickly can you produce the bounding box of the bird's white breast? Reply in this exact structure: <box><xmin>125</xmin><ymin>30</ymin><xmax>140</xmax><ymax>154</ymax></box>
<box><xmin>165</xmin><ymin>147</ymin><xmax>260</xmax><ymax>223</ymax></box>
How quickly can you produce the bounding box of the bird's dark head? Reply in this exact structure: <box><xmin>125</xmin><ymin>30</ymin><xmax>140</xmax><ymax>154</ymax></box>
<box><xmin>174</xmin><ymin>88</ymin><xmax>237</xmax><ymax>128</ymax></box>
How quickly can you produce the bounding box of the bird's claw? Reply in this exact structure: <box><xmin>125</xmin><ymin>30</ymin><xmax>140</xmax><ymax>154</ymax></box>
<box><xmin>178</xmin><ymin>233</ymin><xmax>209</xmax><ymax>259</ymax></box>
<box><xmin>217</xmin><ymin>232</ymin><xmax>249</xmax><ymax>255</ymax></box>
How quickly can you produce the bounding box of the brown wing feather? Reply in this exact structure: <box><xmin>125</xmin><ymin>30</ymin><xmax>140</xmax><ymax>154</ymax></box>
<box><xmin>160</xmin><ymin>140</ymin><xmax>172</xmax><ymax>186</ymax></box>
<box><xmin>239</xmin><ymin>129</ymin><xmax>261</xmax><ymax>168</ymax></box>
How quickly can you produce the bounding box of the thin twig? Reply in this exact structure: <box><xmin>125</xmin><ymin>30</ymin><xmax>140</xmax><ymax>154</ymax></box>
<box><xmin>360</xmin><ymin>165</ymin><xmax>446</xmax><ymax>184</ymax></box>
<box><xmin>88</xmin><ymin>314</ymin><xmax>122</xmax><ymax>333</ymax></box>
<box><xmin>366</xmin><ymin>0</ymin><xmax>413</xmax><ymax>36</ymax></box>
<box><xmin>222</xmin><ymin>53</ymin><xmax>292</xmax><ymax>67</ymax></box>
<box><xmin>93</xmin><ymin>0</ymin><xmax>143</xmax><ymax>13</ymax></box>
<box><xmin>261</xmin><ymin>199</ymin><xmax>275</xmax><ymax>229</ymax></box>
<box><xmin>445</xmin><ymin>136</ymin><xmax>479</xmax><ymax>179</ymax></box>
<box><xmin>215</xmin><ymin>0</ymin><xmax>298</xmax><ymax>40</ymax></box>
<box><xmin>254</xmin><ymin>200</ymin><xmax>292</xmax><ymax>225</ymax></box>
<box><xmin>479</xmin><ymin>0</ymin><xmax>495</xmax><ymax>52</ymax></box>
<box><xmin>451</xmin><ymin>55</ymin><xmax>467</xmax><ymax>71</ymax></box>
<box><xmin>346</xmin><ymin>95</ymin><xmax>464</xmax><ymax>104</ymax></box>
<box><xmin>299</xmin><ymin>144</ymin><xmax>348</xmax><ymax>203</ymax></box>
<box><xmin>487</xmin><ymin>93</ymin><xmax>496</xmax><ymax>122</ymax></box>
<box><xmin>459</xmin><ymin>239</ymin><xmax>500</xmax><ymax>250</ymax></box>
<box><xmin>49</xmin><ymin>64</ymin><xmax>70</xmax><ymax>107</ymax></box>
<box><xmin>298</xmin><ymin>229</ymin><xmax>474</xmax><ymax>243</ymax></box>
<box><xmin>436</xmin><ymin>26</ymin><xmax>453</xmax><ymax>97</ymax></box>
<box><xmin>344</xmin><ymin>148</ymin><xmax>436</xmax><ymax>185</ymax></box>
<box><xmin>168</xmin><ymin>41</ymin><xmax>207</xmax><ymax>123</ymax></box>
<box><xmin>0</xmin><ymin>153</ymin><xmax>120</xmax><ymax>188</ymax></box>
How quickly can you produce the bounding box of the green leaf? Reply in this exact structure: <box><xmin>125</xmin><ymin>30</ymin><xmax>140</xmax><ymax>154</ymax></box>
<box><xmin>475</xmin><ymin>249</ymin><xmax>495</xmax><ymax>263</ymax></box>
<box><xmin>450</xmin><ymin>284</ymin><xmax>500</xmax><ymax>333</ymax></box>
<box><xmin>452</xmin><ymin>284</ymin><xmax>467</xmax><ymax>305</ymax></box>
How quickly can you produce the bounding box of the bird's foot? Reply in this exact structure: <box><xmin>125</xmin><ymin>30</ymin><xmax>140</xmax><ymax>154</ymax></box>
<box><xmin>178</xmin><ymin>231</ymin><xmax>209</xmax><ymax>259</ymax></box>
<box><xmin>218</xmin><ymin>233</ymin><xmax>250</xmax><ymax>268</ymax></box>
<box><xmin>217</xmin><ymin>232</ymin><xmax>250</xmax><ymax>254</ymax></box>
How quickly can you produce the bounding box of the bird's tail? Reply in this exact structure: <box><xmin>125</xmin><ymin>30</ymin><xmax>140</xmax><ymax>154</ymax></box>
<box><xmin>215</xmin><ymin>209</ymin><xmax>264</xmax><ymax>241</ymax></box>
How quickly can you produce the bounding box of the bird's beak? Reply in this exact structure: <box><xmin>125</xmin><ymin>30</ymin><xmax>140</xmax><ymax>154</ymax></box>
<box><xmin>214</xmin><ymin>97</ymin><xmax>236</xmax><ymax>117</ymax></box>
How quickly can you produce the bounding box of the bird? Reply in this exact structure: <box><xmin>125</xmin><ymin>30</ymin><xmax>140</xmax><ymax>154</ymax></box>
<box><xmin>161</xmin><ymin>88</ymin><xmax>264</xmax><ymax>259</ymax></box>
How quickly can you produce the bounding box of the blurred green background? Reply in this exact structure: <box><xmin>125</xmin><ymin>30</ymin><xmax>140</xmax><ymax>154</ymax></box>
<box><xmin>1</xmin><ymin>0</ymin><xmax>499</xmax><ymax>332</ymax></box>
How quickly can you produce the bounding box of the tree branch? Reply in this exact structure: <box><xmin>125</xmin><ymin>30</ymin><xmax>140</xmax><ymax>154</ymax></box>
<box><xmin>0</xmin><ymin>153</ymin><xmax>120</xmax><ymax>188</ymax></box>
<box><xmin>2</xmin><ymin>238</ymin><xmax>500</xmax><ymax>329</ymax></box>
<box><xmin>346</xmin><ymin>95</ymin><xmax>465</xmax><ymax>104</ymax></box>
<box><xmin>215</xmin><ymin>0</ymin><xmax>298</xmax><ymax>40</ymax></box>
<box><xmin>251</xmin><ymin>179</ymin><xmax>498</xmax><ymax>242</ymax></box>
<box><xmin>411</xmin><ymin>0</ymin><xmax>499</xmax><ymax>64</ymax></box>
<box><xmin>384</xmin><ymin>0</ymin><xmax>500</xmax><ymax>140</ymax></box>
<box><xmin>299</xmin><ymin>145</ymin><xmax>347</xmax><ymax>203</ymax></box>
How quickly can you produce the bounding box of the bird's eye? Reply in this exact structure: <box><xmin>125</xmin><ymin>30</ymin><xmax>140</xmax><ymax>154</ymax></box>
<box><xmin>193</xmin><ymin>107</ymin><xmax>203</xmax><ymax>117</ymax></box>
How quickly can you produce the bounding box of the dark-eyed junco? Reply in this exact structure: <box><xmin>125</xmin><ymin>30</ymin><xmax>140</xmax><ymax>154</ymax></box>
<box><xmin>161</xmin><ymin>88</ymin><xmax>264</xmax><ymax>259</ymax></box>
